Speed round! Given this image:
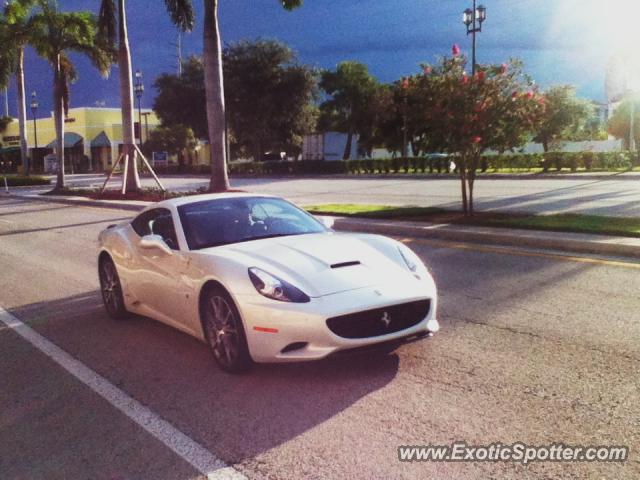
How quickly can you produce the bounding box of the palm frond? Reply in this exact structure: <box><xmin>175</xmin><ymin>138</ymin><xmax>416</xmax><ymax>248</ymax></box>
<box><xmin>164</xmin><ymin>0</ymin><xmax>194</xmax><ymax>32</ymax></box>
<box><xmin>0</xmin><ymin>21</ymin><xmax>19</xmax><ymax>87</ymax></box>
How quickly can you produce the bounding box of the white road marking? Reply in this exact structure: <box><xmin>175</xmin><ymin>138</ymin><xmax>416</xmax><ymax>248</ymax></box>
<box><xmin>0</xmin><ymin>308</ymin><xmax>246</xmax><ymax>480</ymax></box>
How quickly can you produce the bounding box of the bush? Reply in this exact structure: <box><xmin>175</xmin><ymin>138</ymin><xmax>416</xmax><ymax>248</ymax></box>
<box><xmin>0</xmin><ymin>174</ymin><xmax>51</xmax><ymax>186</ymax></box>
<box><xmin>222</xmin><ymin>151</ymin><xmax>633</xmax><ymax>177</ymax></box>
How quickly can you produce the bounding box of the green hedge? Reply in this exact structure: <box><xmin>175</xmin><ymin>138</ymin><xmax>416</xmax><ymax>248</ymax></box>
<box><xmin>0</xmin><ymin>174</ymin><xmax>51</xmax><ymax>186</ymax></box>
<box><xmin>151</xmin><ymin>151</ymin><xmax>635</xmax><ymax>177</ymax></box>
<box><xmin>228</xmin><ymin>156</ymin><xmax>452</xmax><ymax>175</ymax></box>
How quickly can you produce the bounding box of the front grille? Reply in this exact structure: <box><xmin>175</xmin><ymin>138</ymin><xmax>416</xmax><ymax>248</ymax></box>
<box><xmin>326</xmin><ymin>300</ymin><xmax>431</xmax><ymax>339</ymax></box>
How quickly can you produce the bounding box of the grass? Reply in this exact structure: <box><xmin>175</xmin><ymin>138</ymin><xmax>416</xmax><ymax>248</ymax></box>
<box><xmin>304</xmin><ymin>204</ymin><xmax>640</xmax><ymax>238</ymax></box>
<box><xmin>1</xmin><ymin>174</ymin><xmax>51</xmax><ymax>186</ymax></box>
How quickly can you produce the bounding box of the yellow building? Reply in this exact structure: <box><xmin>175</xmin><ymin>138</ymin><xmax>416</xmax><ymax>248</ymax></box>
<box><xmin>1</xmin><ymin>107</ymin><xmax>160</xmax><ymax>173</ymax></box>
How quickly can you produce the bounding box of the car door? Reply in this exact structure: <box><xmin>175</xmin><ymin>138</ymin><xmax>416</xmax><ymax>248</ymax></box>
<box><xmin>131</xmin><ymin>208</ymin><xmax>195</xmax><ymax>332</ymax></box>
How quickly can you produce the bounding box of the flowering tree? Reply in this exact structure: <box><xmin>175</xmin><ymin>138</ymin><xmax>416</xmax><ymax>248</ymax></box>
<box><xmin>410</xmin><ymin>47</ymin><xmax>545</xmax><ymax>215</ymax></box>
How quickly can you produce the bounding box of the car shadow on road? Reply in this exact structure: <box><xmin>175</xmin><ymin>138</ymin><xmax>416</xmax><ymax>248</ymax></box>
<box><xmin>9</xmin><ymin>291</ymin><xmax>400</xmax><ymax>465</ymax></box>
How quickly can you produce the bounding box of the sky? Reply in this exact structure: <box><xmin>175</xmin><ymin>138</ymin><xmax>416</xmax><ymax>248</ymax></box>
<box><xmin>3</xmin><ymin>0</ymin><xmax>637</xmax><ymax>118</ymax></box>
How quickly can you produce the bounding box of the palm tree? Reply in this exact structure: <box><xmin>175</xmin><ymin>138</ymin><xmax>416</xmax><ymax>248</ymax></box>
<box><xmin>202</xmin><ymin>0</ymin><xmax>302</xmax><ymax>192</ymax></box>
<box><xmin>29</xmin><ymin>1</ymin><xmax>111</xmax><ymax>190</ymax></box>
<box><xmin>0</xmin><ymin>0</ymin><xmax>37</xmax><ymax>176</ymax></box>
<box><xmin>98</xmin><ymin>0</ymin><xmax>194</xmax><ymax>194</ymax></box>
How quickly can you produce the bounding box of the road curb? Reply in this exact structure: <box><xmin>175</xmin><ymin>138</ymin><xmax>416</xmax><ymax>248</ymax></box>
<box><xmin>11</xmin><ymin>193</ymin><xmax>147</xmax><ymax>212</ymax></box>
<box><xmin>10</xmin><ymin>192</ymin><xmax>640</xmax><ymax>260</ymax></box>
<box><xmin>331</xmin><ymin>218</ymin><xmax>640</xmax><ymax>259</ymax></box>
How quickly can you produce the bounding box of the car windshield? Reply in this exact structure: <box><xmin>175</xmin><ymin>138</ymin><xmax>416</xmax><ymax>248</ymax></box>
<box><xmin>178</xmin><ymin>196</ymin><xmax>327</xmax><ymax>250</ymax></box>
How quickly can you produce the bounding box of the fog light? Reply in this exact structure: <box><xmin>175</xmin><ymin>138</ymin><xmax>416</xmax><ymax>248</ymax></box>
<box><xmin>426</xmin><ymin>318</ymin><xmax>440</xmax><ymax>333</ymax></box>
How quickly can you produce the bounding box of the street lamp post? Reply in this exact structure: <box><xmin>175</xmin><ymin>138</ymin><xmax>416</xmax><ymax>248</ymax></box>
<box><xmin>30</xmin><ymin>91</ymin><xmax>38</xmax><ymax>150</ymax></box>
<box><xmin>462</xmin><ymin>1</ymin><xmax>487</xmax><ymax>75</ymax></box>
<box><xmin>134</xmin><ymin>70</ymin><xmax>144</xmax><ymax>145</ymax></box>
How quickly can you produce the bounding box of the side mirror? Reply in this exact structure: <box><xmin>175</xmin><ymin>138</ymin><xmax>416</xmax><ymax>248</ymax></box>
<box><xmin>317</xmin><ymin>215</ymin><xmax>335</xmax><ymax>229</ymax></box>
<box><xmin>140</xmin><ymin>234</ymin><xmax>173</xmax><ymax>255</ymax></box>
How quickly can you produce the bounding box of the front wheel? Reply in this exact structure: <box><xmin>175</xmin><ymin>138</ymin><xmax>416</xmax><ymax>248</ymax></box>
<box><xmin>99</xmin><ymin>257</ymin><xmax>128</xmax><ymax>320</ymax></box>
<box><xmin>201</xmin><ymin>286</ymin><xmax>253</xmax><ymax>373</ymax></box>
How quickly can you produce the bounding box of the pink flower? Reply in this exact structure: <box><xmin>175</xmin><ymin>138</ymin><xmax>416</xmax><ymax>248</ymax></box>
<box><xmin>472</xmin><ymin>136</ymin><xmax>482</xmax><ymax>144</ymax></box>
<box><xmin>423</xmin><ymin>66</ymin><xmax>431</xmax><ymax>75</ymax></box>
<box><xmin>401</xmin><ymin>77</ymin><xmax>410</xmax><ymax>90</ymax></box>
<box><xmin>500</xmin><ymin>63</ymin><xmax>508</xmax><ymax>74</ymax></box>
<box><xmin>476</xmin><ymin>71</ymin><xmax>486</xmax><ymax>82</ymax></box>
<box><xmin>452</xmin><ymin>44</ymin><xmax>461</xmax><ymax>56</ymax></box>
<box><xmin>460</xmin><ymin>74</ymin><xmax>469</xmax><ymax>85</ymax></box>
<box><xmin>525</xmin><ymin>91</ymin><xmax>534</xmax><ymax>99</ymax></box>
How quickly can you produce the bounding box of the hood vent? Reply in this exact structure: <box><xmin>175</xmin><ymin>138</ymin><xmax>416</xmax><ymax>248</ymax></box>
<box><xmin>330</xmin><ymin>261</ymin><xmax>361</xmax><ymax>269</ymax></box>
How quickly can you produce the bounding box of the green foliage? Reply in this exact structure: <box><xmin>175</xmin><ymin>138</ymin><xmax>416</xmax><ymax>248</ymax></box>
<box><xmin>154</xmin><ymin>40</ymin><xmax>318</xmax><ymax>161</ymax></box>
<box><xmin>29</xmin><ymin>4</ymin><xmax>112</xmax><ymax>114</ymax></box>
<box><xmin>224</xmin><ymin>151</ymin><xmax>633</xmax><ymax>177</ymax></box>
<box><xmin>145</xmin><ymin>124</ymin><xmax>197</xmax><ymax>156</ymax></box>
<box><xmin>403</xmin><ymin>52</ymin><xmax>545</xmax><ymax>214</ymax></box>
<box><xmin>534</xmin><ymin>86</ymin><xmax>593</xmax><ymax>151</ymax></box>
<box><xmin>319</xmin><ymin>61</ymin><xmax>385</xmax><ymax>158</ymax></box>
<box><xmin>0</xmin><ymin>116</ymin><xmax>12</xmax><ymax>132</ymax></box>
<box><xmin>223</xmin><ymin>39</ymin><xmax>318</xmax><ymax>160</ymax></box>
<box><xmin>608</xmin><ymin>97</ymin><xmax>640</xmax><ymax>150</ymax></box>
<box><xmin>153</xmin><ymin>56</ymin><xmax>208</xmax><ymax>138</ymax></box>
<box><xmin>303</xmin><ymin>204</ymin><xmax>640</xmax><ymax>238</ymax></box>
<box><xmin>0</xmin><ymin>174</ymin><xmax>50</xmax><ymax>186</ymax></box>
<box><xmin>0</xmin><ymin>0</ymin><xmax>37</xmax><ymax>89</ymax></box>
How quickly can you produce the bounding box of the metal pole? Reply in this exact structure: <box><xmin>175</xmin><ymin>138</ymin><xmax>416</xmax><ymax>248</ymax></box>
<box><xmin>32</xmin><ymin>113</ymin><xmax>38</xmax><ymax>149</ymax></box>
<box><xmin>137</xmin><ymin>97</ymin><xmax>142</xmax><ymax>146</ymax></box>
<box><xmin>471</xmin><ymin>0</ymin><xmax>477</xmax><ymax>76</ymax></box>
<box><xmin>3</xmin><ymin>87</ymin><xmax>8</xmax><ymax>117</ymax></box>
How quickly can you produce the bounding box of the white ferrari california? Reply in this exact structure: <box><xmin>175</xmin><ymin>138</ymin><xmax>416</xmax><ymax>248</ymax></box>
<box><xmin>98</xmin><ymin>193</ymin><xmax>439</xmax><ymax>372</ymax></box>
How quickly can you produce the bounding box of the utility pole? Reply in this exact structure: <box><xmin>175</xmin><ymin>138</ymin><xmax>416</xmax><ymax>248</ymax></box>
<box><xmin>3</xmin><ymin>87</ymin><xmax>8</xmax><ymax>117</ymax></box>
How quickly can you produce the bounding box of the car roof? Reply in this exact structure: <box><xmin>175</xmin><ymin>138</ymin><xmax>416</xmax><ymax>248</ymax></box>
<box><xmin>148</xmin><ymin>192</ymin><xmax>277</xmax><ymax>210</ymax></box>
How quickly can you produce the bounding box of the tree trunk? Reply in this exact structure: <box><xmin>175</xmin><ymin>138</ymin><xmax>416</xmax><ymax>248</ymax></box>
<box><xmin>118</xmin><ymin>0</ymin><xmax>140</xmax><ymax>192</ymax></box>
<box><xmin>203</xmin><ymin>0</ymin><xmax>230</xmax><ymax>192</ymax></box>
<box><xmin>467</xmin><ymin>152</ymin><xmax>480</xmax><ymax>216</ymax></box>
<box><xmin>542</xmin><ymin>138</ymin><xmax>549</xmax><ymax>153</ymax></box>
<box><xmin>458</xmin><ymin>156</ymin><xmax>468</xmax><ymax>216</ymax></box>
<box><xmin>343</xmin><ymin>129</ymin><xmax>353</xmax><ymax>160</ymax></box>
<box><xmin>54</xmin><ymin>55</ymin><xmax>65</xmax><ymax>190</ymax></box>
<box><xmin>467</xmin><ymin>173</ymin><xmax>475</xmax><ymax>216</ymax></box>
<box><xmin>16</xmin><ymin>48</ymin><xmax>29</xmax><ymax>175</ymax></box>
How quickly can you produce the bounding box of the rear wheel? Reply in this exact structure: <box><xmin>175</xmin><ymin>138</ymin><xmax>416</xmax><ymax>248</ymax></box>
<box><xmin>201</xmin><ymin>286</ymin><xmax>252</xmax><ymax>373</ymax></box>
<box><xmin>99</xmin><ymin>257</ymin><xmax>128</xmax><ymax>320</ymax></box>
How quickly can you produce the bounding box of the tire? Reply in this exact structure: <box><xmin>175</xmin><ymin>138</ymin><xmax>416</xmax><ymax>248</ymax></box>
<box><xmin>99</xmin><ymin>256</ymin><xmax>128</xmax><ymax>320</ymax></box>
<box><xmin>201</xmin><ymin>285</ymin><xmax>253</xmax><ymax>373</ymax></box>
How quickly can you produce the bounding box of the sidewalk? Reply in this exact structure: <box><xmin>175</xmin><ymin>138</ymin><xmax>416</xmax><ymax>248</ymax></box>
<box><xmin>9</xmin><ymin>191</ymin><xmax>640</xmax><ymax>260</ymax></box>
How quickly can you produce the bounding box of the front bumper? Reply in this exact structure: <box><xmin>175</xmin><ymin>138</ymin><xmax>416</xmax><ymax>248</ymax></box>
<box><xmin>235</xmin><ymin>281</ymin><xmax>438</xmax><ymax>363</ymax></box>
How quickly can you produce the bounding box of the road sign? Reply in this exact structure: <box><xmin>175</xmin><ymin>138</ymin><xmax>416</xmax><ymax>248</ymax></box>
<box><xmin>152</xmin><ymin>151</ymin><xmax>169</xmax><ymax>167</ymax></box>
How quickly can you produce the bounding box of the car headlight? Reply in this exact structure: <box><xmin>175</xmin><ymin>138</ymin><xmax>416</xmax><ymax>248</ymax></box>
<box><xmin>248</xmin><ymin>267</ymin><xmax>310</xmax><ymax>303</ymax></box>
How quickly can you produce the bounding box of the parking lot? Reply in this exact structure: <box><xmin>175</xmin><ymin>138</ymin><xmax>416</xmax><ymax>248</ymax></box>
<box><xmin>1</xmin><ymin>196</ymin><xmax>638</xmax><ymax>479</ymax></box>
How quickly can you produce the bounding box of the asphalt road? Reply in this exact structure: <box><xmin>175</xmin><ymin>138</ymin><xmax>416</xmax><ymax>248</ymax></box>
<box><xmin>30</xmin><ymin>172</ymin><xmax>640</xmax><ymax>217</ymax></box>
<box><xmin>1</xmin><ymin>196</ymin><xmax>639</xmax><ymax>479</ymax></box>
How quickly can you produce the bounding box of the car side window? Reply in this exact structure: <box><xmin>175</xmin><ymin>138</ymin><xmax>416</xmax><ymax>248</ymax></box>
<box><xmin>131</xmin><ymin>210</ymin><xmax>156</xmax><ymax>236</ymax></box>
<box><xmin>131</xmin><ymin>208</ymin><xmax>179</xmax><ymax>250</ymax></box>
<box><xmin>150</xmin><ymin>211</ymin><xmax>179</xmax><ymax>250</ymax></box>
